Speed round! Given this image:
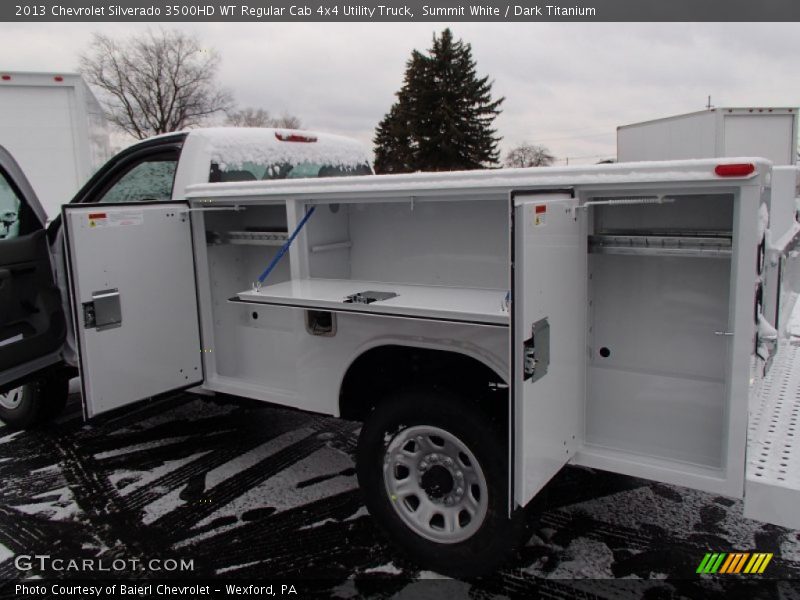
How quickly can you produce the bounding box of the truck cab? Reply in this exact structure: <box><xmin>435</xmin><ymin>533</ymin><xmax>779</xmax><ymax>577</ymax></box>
<box><xmin>0</xmin><ymin>127</ymin><xmax>373</xmax><ymax>426</ymax></box>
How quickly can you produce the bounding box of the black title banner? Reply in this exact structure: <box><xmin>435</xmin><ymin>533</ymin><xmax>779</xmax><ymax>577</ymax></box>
<box><xmin>3</xmin><ymin>0</ymin><xmax>800</xmax><ymax>22</ymax></box>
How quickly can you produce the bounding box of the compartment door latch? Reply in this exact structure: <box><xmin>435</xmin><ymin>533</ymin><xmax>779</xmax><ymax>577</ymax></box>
<box><xmin>523</xmin><ymin>317</ymin><xmax>549</xmax><ymax>382</ymax></box>
<box><xmin>83</xmin><ymin>288</ymin><xmax>122</xmax><ymax>331</ymax></box>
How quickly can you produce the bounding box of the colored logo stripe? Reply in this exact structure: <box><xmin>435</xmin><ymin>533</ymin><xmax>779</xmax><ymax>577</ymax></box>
<box><xmin>697</xmin><ymin>552</ymin><xmax>773</xmax><ymax>574</ymax></box>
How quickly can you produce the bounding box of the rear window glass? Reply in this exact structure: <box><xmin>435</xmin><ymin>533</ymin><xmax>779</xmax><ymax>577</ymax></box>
<box><xmin>209</xmin><ymin>161</ymin><xmax>372</xmax><ymax>183</ymax></box>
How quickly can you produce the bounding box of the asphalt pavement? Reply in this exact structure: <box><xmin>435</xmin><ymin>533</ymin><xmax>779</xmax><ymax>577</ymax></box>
<box><xmin>0</xmin><ymin>392</ymin><xmax>798</xmax><ymax>599</ymax></box>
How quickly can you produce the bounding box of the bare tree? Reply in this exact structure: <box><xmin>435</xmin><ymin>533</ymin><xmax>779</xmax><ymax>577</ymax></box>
<box><xmin>504</xmin><ymin>142</ymin><xmax>555</xmax><ymax>168</ymax></box>
<box><xmin>80</xmin><ymin>29</ymin><xmax>233</xmax><ymax>139</ymax></box>
<box><xmin>226</xmin><ymin>107</ymin><xmax>303</xmax><ymax>129</ymax></box>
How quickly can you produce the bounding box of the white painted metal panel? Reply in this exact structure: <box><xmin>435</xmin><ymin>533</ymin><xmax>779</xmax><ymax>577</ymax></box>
<box><xmin>723</xmin><ymin>114</ymin><xmax>795</xmax><ymax>166</ymax></box>
<box><xmin>63</xmin><ymin>203</ymin><xmax>203</xmax><ymax>417</ymax></box>
<box><xmin>237</xmin><ymin>279</ymin><xmax>508</xmax><ymax>325</ymax></box>
<box><xmin>0</xmin><ymin>86</ymin><xmax>80</xmax><ymax>217</ymax></box>
<box><xmin>513</xmin><ymin>193</ymin><xmax>585</xmax><ymax>505</ymax></box>
<box><xmin>617</xmin><ymin>111</ymin><xmax>716</xmax><ymax>163</ymax></box>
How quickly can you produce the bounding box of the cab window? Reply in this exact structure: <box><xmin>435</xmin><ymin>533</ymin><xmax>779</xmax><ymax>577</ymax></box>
<box><xmin>209</xmin><ymin>160</ymin><xmax>372</xmax><ymax>182</ymax></box>
<box><xmin>0</xmin><ymin>169</ymin><xmax>36</xmax><ymax>240</ymax></box>
<box><xmin>98</xmin><ymin>157</ymin><xmax>178</xmax><ymax>204</ymax></box>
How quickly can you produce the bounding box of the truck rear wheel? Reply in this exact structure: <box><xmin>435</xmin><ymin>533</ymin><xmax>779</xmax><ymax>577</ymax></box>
<box><xmin>0</xmin><ymin>376</ymin><xmax>69</xmax><ymax>429</ymax></box>
<box><xmin>356</xmin><ymin>389</ymin><xmax>522</xmax><ymax>577</ymax></box>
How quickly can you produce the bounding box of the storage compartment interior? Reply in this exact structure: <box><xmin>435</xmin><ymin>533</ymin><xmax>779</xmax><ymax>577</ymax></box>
<box><xmin>237</xmin><ymin>198</ymin><xmax>511</xmax><ymax>325</ymax></box>
<box><xmin>584</xmin><ymin>193</ymin><xmax>734</xmax><ymax>469</ymax></box>
<box><xmin>203</xmin><ymin>204</ymin><xmax>303</xmax><ymax>391</ymax></box>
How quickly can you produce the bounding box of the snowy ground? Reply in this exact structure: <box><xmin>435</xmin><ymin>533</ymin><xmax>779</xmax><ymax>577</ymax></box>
<box><xmin>0</xmin><ymin>392</ymin><xmax>798</xmax><ymax>598</ymax></box>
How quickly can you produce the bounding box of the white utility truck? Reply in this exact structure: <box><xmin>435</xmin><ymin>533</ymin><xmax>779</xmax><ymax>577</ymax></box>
<box><xmin>0</xmin><ymin>71</ymin><xmax>111</xmax><ymax>219</ymax></box>
<box><xmin>0</xmin><ymin>128</ymin><xmax>798</xmax><ymax>575</ymax></box>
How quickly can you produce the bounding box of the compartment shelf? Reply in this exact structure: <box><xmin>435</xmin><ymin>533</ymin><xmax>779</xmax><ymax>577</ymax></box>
<box><xmin>234</xmin><ymin>279</ymin><xmax>509</xmax><ymax>326</ymax></box>
<box><xmin>589</xmin><ymin>233</ymin><xmax>732</xmax><ymax>258</ymax></box>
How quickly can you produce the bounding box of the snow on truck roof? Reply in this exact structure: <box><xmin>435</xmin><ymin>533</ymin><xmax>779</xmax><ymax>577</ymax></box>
<box><xmin>186</xmin><ymin>157</ymin><xmax>771</xmax><ymax>202</ymax></box>
<box><xmin>185</xmin><ymin>127</ymin><xmax>372</xmax><ymax>169</ymax></box>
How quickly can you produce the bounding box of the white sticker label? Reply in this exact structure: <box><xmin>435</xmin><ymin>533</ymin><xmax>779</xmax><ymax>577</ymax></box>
<box><xmin>533</xmin><ymin>204</ymin><xmax>547</xmax><ymax>227</ymax></box>
<box><xmin>89</xmin><ymin>211</ymin><xmax>143</xmax><ymax>228</ymax></box>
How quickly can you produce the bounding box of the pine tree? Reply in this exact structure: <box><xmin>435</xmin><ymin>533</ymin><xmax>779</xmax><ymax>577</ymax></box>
<box><xmin>373</xmin><ymin>29</ymin><xmax>504</xmax><ymax>174</ymax></box>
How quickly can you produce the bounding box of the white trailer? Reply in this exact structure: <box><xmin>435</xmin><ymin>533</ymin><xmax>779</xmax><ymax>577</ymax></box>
<box><xmin>617</xmin><ymin>107</ymin><xmax>797</xmax><ymax>166</ymax></box>
<box><xmin>0</xmin><ymin>71</ymin><xmax>110</xmax><ymax>218</ymax></box>
<box><xmin>1</xmin><ymin>143</ymin><xmax>799</xmax><ymax>575</ymax></box>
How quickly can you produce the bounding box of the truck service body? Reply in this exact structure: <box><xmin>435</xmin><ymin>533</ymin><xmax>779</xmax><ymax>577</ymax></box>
<box><xmin>0</xmin><ymin>125</ymin><xmax>798</xmax><ymax>574</ymax></box>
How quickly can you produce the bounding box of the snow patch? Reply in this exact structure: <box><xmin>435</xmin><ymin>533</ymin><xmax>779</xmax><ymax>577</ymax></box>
<box><xmin>142</xmin><ymin>484</ymin><xmax>187</xmax><ymax>525</ymax></box>
<box><xmin>196</xmin><ymin>127</ymin><xmax>371</xmax><ymax>171</ymax></box>
<box><xmin>204</xmin><ymin>427</ymin><xmax>314</xmax><ymax>490</ymax></box>
<box><xmin>363</xmin><ymin>562</ymin><xmax>403</xmax><ymax>575</ymax></box>
<box><xmin>13</xmin><ymin>486</ymin><xmax>79</xmax><ymax>521</ymax></box>
<box><xmin>183</xmin><ymin>444</ymin><xmax>356</xmax><ymax>545</ymax></box>
<box><xmin>0</xmin><ymin>542</ymin><xmax>13</xmax><ymax>563</ymax></box>
<box><xmin>108</xmin><ymin>451</ymin><xmax>210</xmax><ymax>496</ymax></box>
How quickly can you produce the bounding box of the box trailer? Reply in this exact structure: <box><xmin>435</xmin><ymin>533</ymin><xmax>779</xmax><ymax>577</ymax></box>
<box><xmin>1</xmin><ymin>137</ymin><xmax>799</xmax><ymax>574</ymax></box>
<box><xmin>617</xmin><ymin>107</ymin><xmax>797</xmax><ymax>166</ymax></box>
<box><xmin>0</xmin><ymin>71</ymin><xmax>110</xmax><ymax>219</ymax></box>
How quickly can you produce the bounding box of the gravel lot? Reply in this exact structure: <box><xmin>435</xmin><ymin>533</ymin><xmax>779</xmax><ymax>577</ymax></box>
<box><xmin>0</xmin><ymin>391</ymin><xmax>798</xmax><ymax>598</ymax></box>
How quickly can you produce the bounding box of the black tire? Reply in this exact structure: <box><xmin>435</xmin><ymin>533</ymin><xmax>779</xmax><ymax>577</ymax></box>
<box><xmin>356</xmin><ymin>388</ymin><xmax>524</xmax><ymax>578</ymax></box>
<box><xmin>0</xmin><ymin>376</ymin><xmax>69</xmax><ymax>429</ymax></box>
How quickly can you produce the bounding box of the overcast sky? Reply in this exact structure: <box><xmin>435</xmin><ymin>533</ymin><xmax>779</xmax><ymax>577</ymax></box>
<box><xmin>1</xmin><ymin>22</ymin><xmax>799</xmax><ymax>164</ymax></box>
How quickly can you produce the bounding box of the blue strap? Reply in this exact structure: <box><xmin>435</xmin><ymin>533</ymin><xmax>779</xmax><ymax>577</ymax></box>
<box><xmin>257</xmin><ymin>206</ymin><xmax>316</xmax><ymax>285</ymax></box>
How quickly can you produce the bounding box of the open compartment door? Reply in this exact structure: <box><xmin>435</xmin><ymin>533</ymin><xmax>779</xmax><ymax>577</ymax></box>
<box><xmin>63</xmin><ymin>203</ymin><xmax>203</xmax><ymax>418</ymax></box>
<box><xmin>512</xmin><ymin>192</ymin><xmax>586</xmax><ymax>506</ymax></box>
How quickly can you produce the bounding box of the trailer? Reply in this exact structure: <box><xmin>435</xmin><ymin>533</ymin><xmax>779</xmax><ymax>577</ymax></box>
<box><xmin>617</xmin><ymin>107</ymin><xmax>798</xmax><ymax>166</ymax></box>
<box><xmin>1</xmin><ymin>145</ymin><xmax>799</xmax><ymax>574</ymax></box>
<box><xmin>0</xmin><ymin>71</ymin><xmax>110</xmax><ymax>219</ymax></box>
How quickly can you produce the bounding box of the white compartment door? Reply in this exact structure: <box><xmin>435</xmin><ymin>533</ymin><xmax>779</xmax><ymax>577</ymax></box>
<box><xmin>63</xmin><ymin>203</ymin><xmax>203</xmax><ymax>417</ymax></box>
<box><xmin>512</xmin><ymin>192</ymin><xmax>586</xmax><ymax>506</ymax></box>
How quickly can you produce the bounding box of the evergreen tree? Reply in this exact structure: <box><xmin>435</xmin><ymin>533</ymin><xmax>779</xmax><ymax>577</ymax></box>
<box><xmin>374</xmin><ymin>29</ymin><xmax>504</xmax><ymax>173</ymax></box>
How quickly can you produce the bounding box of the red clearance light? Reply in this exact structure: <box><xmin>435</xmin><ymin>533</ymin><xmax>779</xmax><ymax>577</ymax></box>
<box><xmin>715</xmin><ymin>163</ymin><xmax>756</xmax><ymax>177</ymax></box>
<box><xmin>54</xmin><ymin>75</ymin><xmax>63</xmax><ymax>82</ymax></box>
<box><xmin>1</xmin><ymin>75</ymin><xmax>10</xmax><ymax>81</ymax></box>
<box><xmin>275</xmin><ymin>131</ymin><xmax>317</xmax><ymax>143</ymax></box>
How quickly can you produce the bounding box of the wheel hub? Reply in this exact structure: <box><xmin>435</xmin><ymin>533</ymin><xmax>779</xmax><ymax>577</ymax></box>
<box><xmin>383</xmin><ymin>425</ymin><xmax>488</xmax><ymax>544</ymax></box>
<box><xmin>0</xmin><ymin>387</ymin><xmax>23</xmax><ymax>410</ymax></box>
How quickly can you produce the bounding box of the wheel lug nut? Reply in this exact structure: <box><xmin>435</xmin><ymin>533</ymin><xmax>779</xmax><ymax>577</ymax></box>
<box><xmin>456</xmin><ymin>471</ymin><xmax>463</xmax><ymax>478</ymax></box>
<box><xmin>456</xmin><ymin>487</ymin><xmax>463</xmax><ymax>494</ymax></box>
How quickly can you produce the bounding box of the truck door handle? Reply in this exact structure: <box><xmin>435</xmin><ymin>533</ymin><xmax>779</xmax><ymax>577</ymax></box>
<box><xmin>83</xmin><ymin>288</ymin><xmax>122</xmax><ymax>331</ymax></box>
<box><xmin>714</xmin><ymin>331</ymin><xmax>734</xmax><ymax>336</ymax></box>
